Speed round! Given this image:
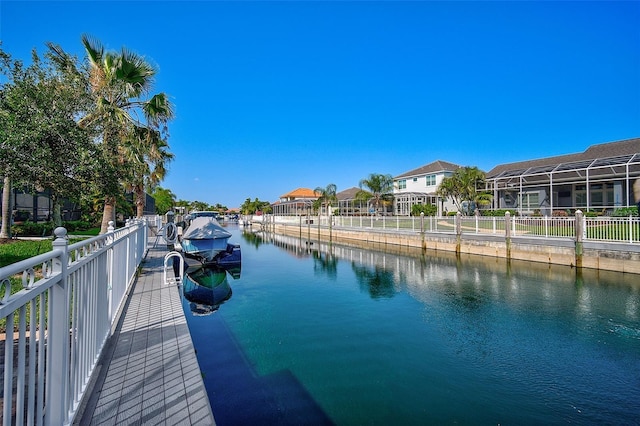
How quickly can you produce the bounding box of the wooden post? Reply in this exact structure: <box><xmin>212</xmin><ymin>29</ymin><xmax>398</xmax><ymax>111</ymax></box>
<box><xmin>420</xmin><ymin>212</ymin><xmax>425</xmax><ymax>250</ymax></box>
<box><xmin>505</xmin><ymin>211</ymin><xmax>511</xmax><ymax>261</ymax></box>
<box><xmin>575</xmin><ymin>210</ymin><xmax>584</xmax><ymax>269</ymax></box>
<box><xmin>455</xmin><ymin>212</ymin><xmax>462</xmax><ymax>255</ymax></box>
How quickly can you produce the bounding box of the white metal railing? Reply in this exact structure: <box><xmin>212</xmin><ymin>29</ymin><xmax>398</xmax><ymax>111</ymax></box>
<box><xmin>511</xmin><ymin>216</ymin><xmax>577</xmax><ymax>238</ymax></box>
<box><xmin>584</xmin><ymin>215</ymin><xmax>640</xmax><ymax>243</ymax></box>
<box><xmin>266</xmin><ymin>213</ymin><xmax>639</xmax><ymax>244</ymax></box>
<box><xmin>0</xmin><ymin>219</ymin><xmax>149</xmax><ymax>425</ymax></box>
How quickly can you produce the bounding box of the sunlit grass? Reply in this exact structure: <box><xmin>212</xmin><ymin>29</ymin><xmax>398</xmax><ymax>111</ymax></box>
<box><xmin>1</xmin><ymin>237</ymin><xmax>88</xmax><ymax>333</ymax></box>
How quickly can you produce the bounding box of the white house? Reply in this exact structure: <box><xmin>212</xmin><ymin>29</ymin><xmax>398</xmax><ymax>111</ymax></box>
<box><xmin>393</xmin><ymin>160</ymin><xmax>461</xmax><ymax>216</ymax></box>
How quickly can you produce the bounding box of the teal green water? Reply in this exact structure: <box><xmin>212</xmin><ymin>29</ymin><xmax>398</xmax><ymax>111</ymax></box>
<box><xmin>182</xmin><ymin>227</ymin><xmax>640</xmax><ymax>425</ymax></box>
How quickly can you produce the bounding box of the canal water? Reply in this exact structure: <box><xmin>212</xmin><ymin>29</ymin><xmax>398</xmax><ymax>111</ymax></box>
<box><xmin>180</xmin><ymin>225</ymin><xmax>640</xmax><ymax>425</ymax></box>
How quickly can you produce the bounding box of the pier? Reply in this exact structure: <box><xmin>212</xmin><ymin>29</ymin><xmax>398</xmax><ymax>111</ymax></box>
<box><xmin>74</xmin><ymin>240</ymin><xmax>214</xmax><ymax>425</ymax></box>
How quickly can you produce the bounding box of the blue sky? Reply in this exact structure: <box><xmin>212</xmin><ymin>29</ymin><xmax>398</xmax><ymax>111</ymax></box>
<box><xmin>2</xmin><ymin>1</ymin><xmax>639</xmax><ymax>209</ymax></box>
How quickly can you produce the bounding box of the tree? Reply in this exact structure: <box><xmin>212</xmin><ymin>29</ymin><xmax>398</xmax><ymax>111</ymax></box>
<box><xmin>151</xmin><ymin>186</ymin><xmax>176</xmax><ymax>215</ymax></box>
<box><xmin>49</xmin><ymin>35</ymin><xmax>174</xmax><ymax>233</ymax></box>
<box><xmin>314</xmin><ymin>183</ymin><xmax>337</xmax><ymax>217</ymax></box>
<box><xmin>123</xmin><ymin>126</ymin><xmax>174</xmax><ymax>217</ymax></box>
<box><xmin>436</xmin><ymin>166</ymin><xmax>491</xmax><ymax>215</ymax></box>
<box><xmin>240</xmin><ymin>198</ymin><xmax>271</xmax><ymax>215</ymax></box>
<box><xmin>356</xmin><ymin>173</ymin><xmax>394</xmax><ymax>215</ymax></box>
<box><xmin>0</xmin><ymin>46</ymin><xmax>94</xmax><ymax>236</ymax></box>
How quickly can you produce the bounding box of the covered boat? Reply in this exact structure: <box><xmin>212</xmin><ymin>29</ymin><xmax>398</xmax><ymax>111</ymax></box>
<box><xmin>181</xmin><ymin>216</ymin><xmax>232</xmax><ymax>263</ymax></box>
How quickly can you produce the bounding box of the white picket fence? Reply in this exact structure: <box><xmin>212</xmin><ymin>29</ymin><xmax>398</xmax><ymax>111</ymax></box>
<box><xmin>262</xmin><ymin>213</ymin><xmax>640</xmax><ymax>244</ymax></box>
<box><xmin>0</xmin><ymin>219</ymin><xmax>151</xmax><ymax>425</ymax></box>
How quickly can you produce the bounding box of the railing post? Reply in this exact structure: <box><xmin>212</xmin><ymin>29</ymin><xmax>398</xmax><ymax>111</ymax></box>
<box><xmin>505</xmin><ymin>211</ymin><xmax>511</xmax><ymax>261</ymax></box>
<box><xmin>575</xmin><ymin>210</ymin><xmax>584</xmax><ymax>269</ymax></box>
<box><xmin>544</xmin><ymin>216</ymin><xmax>549</xmax><ymax>238</ymax></box>
<box><xmin>107</xmin><ymin>221</ymin><xmax>115</xmax><ymax>320</ymax></box>
<box><xmin>46</xmin><ymin>227</ymin><xmax>70</xmax><ymax>425</ymax></box>
<box><xmin>420</xmin><ymin>212</ymin><xmax>425</xmax><ymax>250</ymax></box>
<box><xmin>475</xmin><ymin>210</ymin><xmax>479</xmax><ymax>234</ymax></box>
<box><xmin>455</xmin><ymin>212</ymin><xmax>462</xmax><ymax>254</ymax></box>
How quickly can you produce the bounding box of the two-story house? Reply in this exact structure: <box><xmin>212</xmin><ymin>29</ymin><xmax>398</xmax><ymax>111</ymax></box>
<box><xmin>393</xmin><ymin>160</ymin><xmax>461</xmax><ymax>216</ymax></box>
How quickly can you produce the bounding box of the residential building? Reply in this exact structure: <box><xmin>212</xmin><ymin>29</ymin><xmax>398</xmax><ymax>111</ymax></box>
<box><xmin>335</xmin><ymin>187</ymin><xmax>365</xmax><ymax>216</ymax></box>
<box><xmin>271</xmin><ymin>188</ymin><xmax>319</xmax><ymax>216</ymax></box>
<box><xmin>393</xmin><ymin>160</ymin><xmax>461</xmax><ymax>216</ymax></box>
<box><xmin>485</xmin><ymin>137</ymin><xmax>640</xmax><ymax>216</ymax></box>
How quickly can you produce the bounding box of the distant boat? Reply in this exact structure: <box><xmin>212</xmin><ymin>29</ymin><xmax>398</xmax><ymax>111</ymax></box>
<box><xmin>181</xmin><ymin>216</ymin><xmax>232</xmax><ymax>263</ymax></box>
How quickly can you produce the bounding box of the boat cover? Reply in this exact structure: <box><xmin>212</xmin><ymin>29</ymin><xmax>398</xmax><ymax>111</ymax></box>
<box><xmin>182</xmin><ymin>217</ymin><xmax>232</xmax><ymax>240</ymax></box>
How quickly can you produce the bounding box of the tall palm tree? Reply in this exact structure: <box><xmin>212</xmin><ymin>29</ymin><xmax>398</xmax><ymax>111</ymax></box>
<box><xmin>54</xmin><ymin>35</ymin><xmax>174</xmax><ymax>233</ymax></box>
<box><xmin>356</xmin><ymin>173</ymin><xmax>394</xmax><ymax>215</ymax></box>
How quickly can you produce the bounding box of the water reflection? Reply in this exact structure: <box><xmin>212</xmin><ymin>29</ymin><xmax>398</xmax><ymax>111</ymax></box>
<box><xmin>351</xmin><ymin>263</ymin><xmax>397</xmax><ymax>299</ymax></box>
<box><xmin>195</xmin><ymin>228</ymin><xmax>640</xmax><ymax>424</ymax></box>
<box><xmin>256</xmin><ymin>230</ymin><xmax>640</xmax><ymax>331</ymax></box>
<box><xmin>182</xmin><ymin>266</ymin><xmax>233</xmax><ymax>316</ymax></box>
<box><xmin>312</xmin><ymin>248</ymin><xmax>338</xmax><ymax>280</ymax></box>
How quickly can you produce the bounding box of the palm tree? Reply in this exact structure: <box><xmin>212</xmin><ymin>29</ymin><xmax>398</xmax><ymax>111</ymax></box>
<box><xmin>356</xmin><ymin>173</ymin><xmax>394</xmax><ymax>216</ymax></box>
<box><xmin>436</xmin><ymin>166</ymin><xmax>489</xmax><ymax>215</ymax></box>
<box><xmin>52</xmin><ymin>35</ymin><xmax>174</xmax><ymax>233</ymax></box>
<box><xmin>314</xmin><ymin>183</ymin><xmax>337</xmax><ymax>217</ymax></box>
<box><xmin>124</xmin><ymin>126</ymin><xmax>174</xmax><ymax>217</ymax></box>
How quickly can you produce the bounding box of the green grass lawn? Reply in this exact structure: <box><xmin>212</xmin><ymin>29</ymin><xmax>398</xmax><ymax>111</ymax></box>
<box><xmin>0</xmin><ymin>237</ymin><xmax>90</xmax><ymax>333</ymax></box>
<box><xmin>0</xmin><ymin>239</ymin><xmax>54</xmax><ymax>268</ymax></box>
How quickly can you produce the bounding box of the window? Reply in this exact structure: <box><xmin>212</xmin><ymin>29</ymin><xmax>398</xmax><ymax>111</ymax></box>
<box><xmin>425</xmin><ymin>175</ymin><xmax>436</xmax><ymax>186</ymax></box>
<box><xmin>575</xmin><ymin>185</ymin><xmax>586</xmax><ymax>207</ymax></box>
<box><xmin>520</xmin><ymin>192</ymin><xmax>539</xmax><ymax>209</ymax></box>
<box><xmin>398</xmin><ymin>179</ymin><xmax>406</xmax><ymax>189</ymax></box>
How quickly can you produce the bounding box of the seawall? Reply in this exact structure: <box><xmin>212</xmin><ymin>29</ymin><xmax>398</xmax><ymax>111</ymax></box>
<box><xmin>264</xmin><ymin>222</ymin><xmax>640</xmax><ymax>275</ymax></box>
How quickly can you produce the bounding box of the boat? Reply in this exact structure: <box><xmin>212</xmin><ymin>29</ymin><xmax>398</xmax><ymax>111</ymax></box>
<box><xmin>182</xmin><ymin>266</ymin><xmax>232</xmax><ymax>316</ymax></box>
<box><xmin>180</xmin><ymin>216</ymin><xmax>233</xmax><ymax>263</ymax></box>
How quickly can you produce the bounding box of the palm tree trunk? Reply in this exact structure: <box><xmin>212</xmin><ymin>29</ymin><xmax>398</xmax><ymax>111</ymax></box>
<box><xmin>135</xmin><ymin>186</ymin><xmax>145</xmax><ymax>218</ymax></box>
<box><xmin>100</xmin><ymin>195</ymin><xmax>116</xmax><ymax>234</ymax></box>
<box><xmin>0</xmin><ymin>176</ymin><xmax>12</xmax><ymax>239</ymax></box>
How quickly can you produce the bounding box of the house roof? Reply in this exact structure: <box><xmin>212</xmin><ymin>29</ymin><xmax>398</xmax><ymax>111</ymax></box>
<box><xmin>279</xmin><ymin>187</ymin><xmax>320</xmax><ymax>199</ymax></box>
<box><xmin>486</xmin><ymin>137</ymin><xmax>640</xmax><ymax>179</ymax></box>
<box><xmin>336</xmin><ymin>187</ymin><xmax>361</xmax><ymax>201</ymax></box>
<box><xmin>394</xmin><ymin>160</ymin><xmax>462</xmax><ymax>180</ymax></box>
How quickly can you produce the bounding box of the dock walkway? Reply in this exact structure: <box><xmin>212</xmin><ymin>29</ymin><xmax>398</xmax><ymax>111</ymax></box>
<box><xmin>75</xmin><ymin>241</ymin><xmax>215</xmax><ymax>425</ymax></box>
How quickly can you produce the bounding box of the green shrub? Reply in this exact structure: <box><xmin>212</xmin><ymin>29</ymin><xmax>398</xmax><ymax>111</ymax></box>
<box><xmin>61</xmin><ymin>220</ymin><xmax>93</xmax><ymax>232</ymax></box>
<box><xmin>411</xmin><ymin>204</ymin><xmax>437</xmax><ymax>216</ymax></box>
<box><xmin>11</xmin><ymin>220</ymin><xmax>98</xmax><ymax>237</ymax></box>
<box><xmin>481</xmin><ymin>209</ymin><xmax>516</xmax><ymax>217</ymax></box>
<box><xmin>11</xmin><ymin>221</ymin><xmax>54</xmax><ymax>237</ymax></box>
<box><xmin>612</xmin><ymin>207</ymin><xmax>639</xmax><ymax>217</ymax></box>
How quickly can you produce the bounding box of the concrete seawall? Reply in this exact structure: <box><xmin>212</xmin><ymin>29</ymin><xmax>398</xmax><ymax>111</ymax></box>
<box><xmin>266</xmin><ymin>222</ymin><xmax>640</xmax><ymax>275</ymax></box>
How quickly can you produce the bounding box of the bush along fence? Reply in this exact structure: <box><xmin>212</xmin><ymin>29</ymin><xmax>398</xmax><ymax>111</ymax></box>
<box><xmin>0</xmin><ymin>219</ymin><xmax>149</xmax><ymax>425</ymax></box>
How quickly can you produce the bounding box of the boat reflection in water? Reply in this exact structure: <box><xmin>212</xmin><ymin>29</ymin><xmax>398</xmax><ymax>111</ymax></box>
<box><xmin>182</xmin><ymin>266</ymin><xmax>234</xmax><ymax>316</ymax></box>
